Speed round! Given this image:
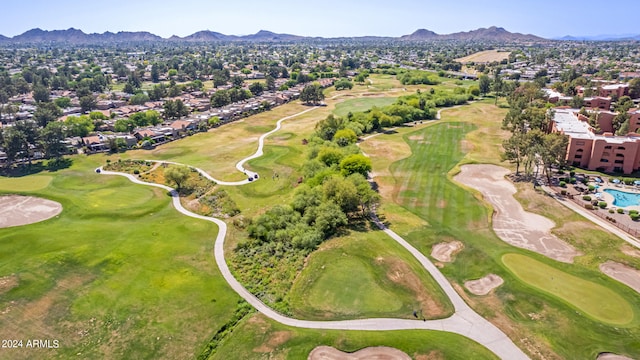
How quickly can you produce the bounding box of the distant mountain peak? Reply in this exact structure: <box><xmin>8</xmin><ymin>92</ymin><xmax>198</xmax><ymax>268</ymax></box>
<box><xmin>401</xmin><ymin>26</ymin><xmax>543</xmax><ymax>42</ymax></box>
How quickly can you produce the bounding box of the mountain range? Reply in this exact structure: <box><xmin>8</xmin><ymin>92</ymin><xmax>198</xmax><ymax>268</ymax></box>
<box><xmin>1</xmin><ymin>27</ymin><xmax>638</xmax><ymax>44</ymax></box>
<box><xmin>554</xmin><ymin>34</ymin><xmax>640</xmax><ymax>41</ymax></box>
<box><xmin>0</xmin><ymin>26</ymin><xmax>547</xmax><ymax>44</ymax></box>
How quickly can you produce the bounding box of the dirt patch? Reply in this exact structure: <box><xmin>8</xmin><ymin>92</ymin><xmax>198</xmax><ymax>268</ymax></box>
<box><xmin>454</xmin><ymin>164</ymin><xmax>581</xmax><ymax>263</ymax></box>
<box><xmin>384</xmin><ymin>258</ymin><xmax>446</xmax><ymax>318</ymax></box>
<box><xmin>414</xmin><ymin>351</ymin><xmax>445</xmax><ymax>360</ymax></box>
<box><xmin>464</xmin><ymin>274</ymin><xmax>504</xmax><ymax>296</ymax></box>
<box><xmin>597</xmin><ymin>353</ymin><xmax>635</xmax><ymax>360</ymax></box>
<box><xmin>253</xmin><ymin>331</ymin><xmax>292</xmax><ymax>353</ymax></box>
<box><xmin>0</xmin><ymin>195</ymin><xmax>62</xmax><ymax>228</ymax></box>
<box><xmin>308</xmin><ymin>346</ymin><xmax>411</xmax><ymax>360</ymax></box>
<box><xmin>0</xmin><ymin>274</ymin><xmax>18</xmax><ymax>294</ymax></box>
<box><xmin>621</xmin><ymin>244</ymin><xmax>640</xmax><ymax>258</ymax></box>
<box><xmin>431</xmin><ymin>241</ymin><xmax>464</xmax><ymax>263</ymax></box>
<box><xmin>600</xmin><ymin>262</ymin><xmax>640</xmax><ymax>294</ymax></box>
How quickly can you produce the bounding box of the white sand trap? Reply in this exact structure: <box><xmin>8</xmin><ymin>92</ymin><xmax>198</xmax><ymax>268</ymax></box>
<box><xmin>600</xmin><ymin>262</ymin><xmax>640</xmax><ymax>294</ymax></box>
<box><xmin>308</xmin><ymin>346</ymin><xmax>411</xmax><ymax>360</ymax></box>
<box><xmin>454</xmin><ymin>164</ymin><xmax>581</xmax><ymax>263</ymax></box>
<box><xmin>465</xmin><ymin>274</ymin><xmax>504</xmax><ymax>295</ymax></box>
<box><xmin>431</xmin><ymin>241</ymin><xmax>464</xmax><ymax>262</ymax></box>
<box><xmin>597</xmin><ymin>353</ymin><xmax>635</xmax><ymax>360</ymax></box>
<box><xmin>0</xmin><ymin>195</ymin><xmax>62</xmax><ymax>228</ymax></box>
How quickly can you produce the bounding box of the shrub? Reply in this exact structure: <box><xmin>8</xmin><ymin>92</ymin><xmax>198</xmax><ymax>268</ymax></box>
<box><xmin>630</xmin><ymin>210</ymin><xmax>639</xmax><ymax>215</ymax></box>
<box><xmin>133</xmin><ymin>169</ymin><xmax>140</xmax><ymax>175</ymax></box>
<box><xmin>585</xmin><ymin>204</ymin><xmax>594</xmax><ymax>210</ymax></box>
<box><xmin>631</xmin><ymin>213</ymin><xmax>640</xmax><ymax>221</ymax></box>
<box><xmin>559</xmin><ymin>181</ymin><xmax>567</xmax><ymax>187</ymax></box>
<box><xmin>588</xmin><ymin>185</ymin><xmax>596</xmax><ymax>191</ymax></box>
<box><xmin>598</xmin><ymin>201</ymin><xmax>607</xmax><ymax>209</ymax></box>
<box><xmin>609</xmin><ymin>209</ymin><xmax>615</xmax><ymax>213</ymax></box>
<box><xmin>560</xmin><ymin>190</ymin><xmax>567</xmax><ymax>195</ymax></box>
<box><xmin>570</xmin><ymin>177</ymin><xmax>577</xmax><ymax>184</ymax></box>
<box><xmin>582</xmin><ymin>195</ymin><xmax>592</xmax><ymax>201</ymax></box>
<box><xmin>570</xmin><ymin>171</ymin><xmax>576</xmax><ymax>177</ymax></box>
<box><xmin>617</xmin><ymin>208</ymin><xmax>625</xmax><ymax>214</ymax></box>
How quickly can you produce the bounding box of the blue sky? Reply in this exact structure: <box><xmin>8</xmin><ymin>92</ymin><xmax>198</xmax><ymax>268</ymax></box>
<box><xmin>1</xmin><ymin>0</ymin><xmax>637</xmax><ymax>39</ymax></box>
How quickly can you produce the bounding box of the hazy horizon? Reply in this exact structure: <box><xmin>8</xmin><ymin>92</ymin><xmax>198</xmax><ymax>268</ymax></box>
<box><xmin>2</xmin><ymin>0</ymin><xmax>638</xmax><ymax>39</ymax></box>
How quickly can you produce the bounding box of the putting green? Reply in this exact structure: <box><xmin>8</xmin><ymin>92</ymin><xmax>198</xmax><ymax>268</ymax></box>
<box><xmin>0</xmin><ymin>175</ymin><xmax>52</xmax><ymax>192</ymax></box>
<box><xmin>305</xmin><ymin>256</ymin><xmax>403</xmax><ymax>315</ymax></box>
<box><xmin>502</xmin><ymin>254</ymin><xmax>634</xmax><ymax>325</ymax></box>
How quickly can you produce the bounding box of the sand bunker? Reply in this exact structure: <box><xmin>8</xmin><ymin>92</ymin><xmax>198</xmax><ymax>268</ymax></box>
<box><xmin>431</xmin><ymin>241</ymin><xmax>464</xmax><ymax>262</ymax></box>
<box><xmin>600</xmin><ymin>262</ymin><xmax>640</xmax><ymax>294</ymax></box>
<box><xmin>308</xmin><ymin>346</ymin><xmax>411</xmax><ymax>360</ymax></box>
<box><xmin>464</xmin><ymin>274</ymin><xmax>504</xmax><ymax>295</ymax></box>
<box><xmin>597</xmin><ymin>353</ymin><xmax>635</xmax><ymax>360</ymax></box>
<box><xmin>0</xmin><ymin>195</ymin><xmax>62</xmax><ymax>228</ymax></box>
<box><xmin>454</xmin><ymin>164</ymin><xmax>581</xmax><ymax>263</ymax></box>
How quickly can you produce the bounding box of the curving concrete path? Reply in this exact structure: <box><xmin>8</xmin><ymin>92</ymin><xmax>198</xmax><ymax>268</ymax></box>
<box><xmin>98</xmin><ymin>106</ymin><xmax>529</xmax><ymax>359</ymax></box>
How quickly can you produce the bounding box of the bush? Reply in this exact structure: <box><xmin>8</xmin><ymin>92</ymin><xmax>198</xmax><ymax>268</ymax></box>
<box><xmin>630</xmin><ymin>210</ymin><xmax>639</xmax><ymax>215</ymax></box>
<box><xmin>569</xmin><ymin>171</ymin><xmax>576</xmax><ymax>177</ymax></box>
<box><xmin>588</xmin><ymin>185</ymin><xmax>596</xmax><ymax>191</ymax></box>
<box><xmin>582</xmin><ymin>195</ymin><xmax>592</xmax><ymax>201</ymax></box>
<box><xmin>559</xmin><ymin>181</ymin><xmax>567</xmax><ymax>187</ymax></box>
<box><xmin>133</xmin><ymin>169</ymin><xmax>140</xmax><ymax>175</ymax></box>
<box><xmin>598</xmin><ymin>201</ymin><xmax>607</xmax><ymax>209</ymax></box>
<box><xmin>609</xmin><ymin>209</ymin><xmax>615</xmax><ymax>214</ymax></box>
<box><xmin>617</xmin><ymin>208</ymin><xmax>625</xmax><ymax>214</ymax></box>
<box><xmin>631</xmin><ymin>213</ymin><xmax>640</xmax><ymax>221</ymax></box>
<box><xmin>585</xmin><ymin>204</ymin><xmax>594</xmax><ymax>210</ymax></box>
<box><xmin>570</xmin><ymin>177</ymin><xmax>577</xmax><ymax>184</ymax></box>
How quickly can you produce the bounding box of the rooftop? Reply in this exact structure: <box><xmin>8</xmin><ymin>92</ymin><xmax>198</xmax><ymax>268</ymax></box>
<box><xmin>553</xmin><ymin>108</ymin><xmax>639</xmax><ymax>144</ymax></box>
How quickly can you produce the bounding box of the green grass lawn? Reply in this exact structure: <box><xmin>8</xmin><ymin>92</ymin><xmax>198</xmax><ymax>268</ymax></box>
<box><xmin>363</xmin><ymin>109</ymin><xmax>640</xmax><ymax>359</ymax></box>
<box><xmin>332</xmin><ymin>97</ymin><xmax>396</xmax><ymax>117</ymax></box>
<box><xmin>212</xmin><ymin>314</ymin><xmax>499</xmax><ymax>360</ymax></box>
<box><xmin>503</xmin><ymin>253</ymin><xmax>634</xmax><ymax>325</ymax></box>
<box><xmin>0</xmin><ymin>156</ymin><xmax>239</xmax><ymax>359</ymax></box>
<box><xmin>0</xmin><ymin>175</ymin><xmax>53</xmax><ymax>192</ymax></box>
<box><xmin>288</xmin><ymin>228</ymin><xmax>453</xmax><ymax>320</ymax></box>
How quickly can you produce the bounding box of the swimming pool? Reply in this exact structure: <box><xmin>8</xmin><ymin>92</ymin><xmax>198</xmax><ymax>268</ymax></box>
<box><xmin>603</xmin><ymin>189</ymin><xmax>640</xmax><ymax>207</ymax></box>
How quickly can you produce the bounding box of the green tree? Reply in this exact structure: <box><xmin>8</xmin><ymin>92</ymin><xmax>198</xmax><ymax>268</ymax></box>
<box><xmin>54</xmin><ymin>97</ymin><xmax>71</xmax><ymax>108</ymax></box>
<box><xmin>33</xmin><ymin>85</ymin><xmax>50</xmax><ymax>103</ymax></box>
<box><xmin>628</xmin><ymin>78</ymin><xmax>640</xmax><ymax>99</ymax></box>
<box><xmin>163</xmin><ymin>99</ymin><xmax>189</xmax><ymax>119</ymax></box>
<box><xmin>211</xmin><ymin>90</ymin><xmax>231</xmax><ymax>108</ymax></box>
<box><xmin>249</xmin><ymin>82</ymin><xmax>264</xmax><ymax>96</ymax></box>
<box><xmin>265</xmin><ymin>75</ymin><xmax>276</xmax><ymax>91</ymax></box>
<box><xmin>339</xmin><ymin>154</ymin><xmax>372</xmax><ymax>177</ymax></box>
<box><xmin>40</xmin><ymin>121</ymin><xmax>67</xmax><ymax>159</ymax></box>
<box><xmin>129</xmin><ymin>93</ymin><xmax>150</xmax><ymax>105</ymax></box>
<box><xmin>79</xmin><ymin>95</ymin><xmax>97</xmax><ymax>113</ymax></box>
<box><xmin>333</xmin><ymin>128</ymin><xmax>357</xmax><ymax>146</ymax></box>
<box><xmin>334</xmin><ymin>79</ymin><xmax>353</xmax><ymax>90</ymax></box>
<box><xmin>33</xmin><ymin>102</ymin><xmax>62</xmax><ymax>127</ymax></box>
<box><xmin>64</xmin><ymin>115</ymin><xmax>94</xmax><ymax>137</ymax></box>
<box><xmin>478</xmin><ymin>75</ymin><xmax>491</xmax><ymax>95</ymax></box>
<box><xmin>231</xmin><ymin>76</ymin><xmax>245</xmax><ymax>87</ymax></box>
<box><xmin>322</xmin><ymin>175</ymin><xmax>360</xmax><ymax>215</ymax></box>
<box><xmin>164</xmin><ymin>165</ymin><xmax>191</xmax><ymax>190</ymax></box>
<box><xmin>300</xmin><ymin>83</ymin><xmax>325</xmax><ymax>105</ymax></box>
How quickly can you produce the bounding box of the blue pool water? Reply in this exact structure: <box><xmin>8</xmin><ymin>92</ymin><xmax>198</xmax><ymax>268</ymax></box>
<box><xmin>604</xmin><ymin>189</ymin><xmax>640</xmax><ymax>207</ymax></box>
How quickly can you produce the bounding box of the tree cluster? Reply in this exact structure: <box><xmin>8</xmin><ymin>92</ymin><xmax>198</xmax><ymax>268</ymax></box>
<box><xmin>501</xmin><ymin>82</ymin><xmax>569</xmax><ymax>179</ymax></box>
